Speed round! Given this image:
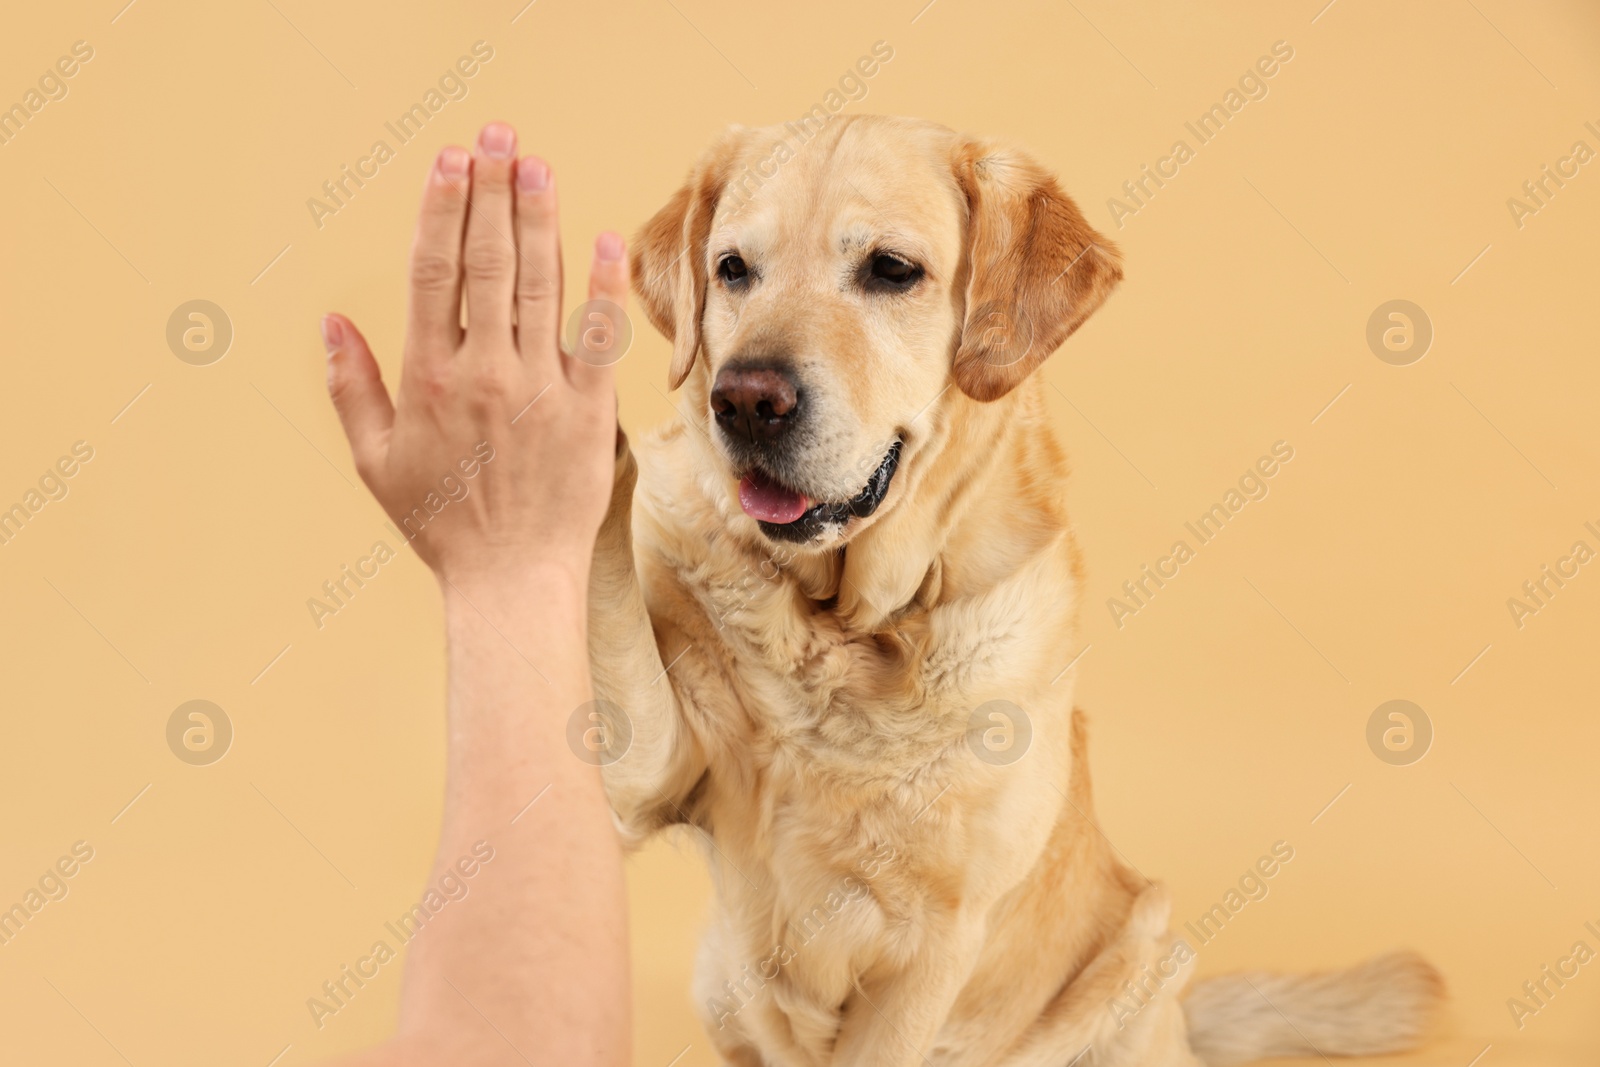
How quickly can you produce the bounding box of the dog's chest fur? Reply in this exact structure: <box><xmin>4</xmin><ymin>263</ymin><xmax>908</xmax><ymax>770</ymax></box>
<box><xmin>629</xmin><ymin>421</ymin><xmax>1081</xmax><ymax>1062</ymax></box>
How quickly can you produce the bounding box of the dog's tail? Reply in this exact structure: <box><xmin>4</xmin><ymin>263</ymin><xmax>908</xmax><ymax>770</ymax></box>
<box><xmin>1181</xmin><ymin>951</ymin><xmax>1444</xmax><ymax>1065</ymax></box>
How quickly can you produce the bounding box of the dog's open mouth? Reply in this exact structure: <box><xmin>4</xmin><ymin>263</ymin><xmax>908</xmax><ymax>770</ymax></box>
<box><xmin>738</xmin><ymin>441</ymin><xmax>903</xmax><ymax>543</ymax></box>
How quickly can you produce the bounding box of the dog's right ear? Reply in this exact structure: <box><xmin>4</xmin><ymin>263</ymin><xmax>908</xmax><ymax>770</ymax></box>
<box><xmin>631</xmin><ymin>128</ymin><xmax>746</xmax><ymax>391</ymax></box>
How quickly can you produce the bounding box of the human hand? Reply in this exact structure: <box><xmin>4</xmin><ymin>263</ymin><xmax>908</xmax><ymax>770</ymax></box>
<box><xmin>323</xmin><ymin>121</ymin><xmax>628</xmax><ymax>590</ymax></box>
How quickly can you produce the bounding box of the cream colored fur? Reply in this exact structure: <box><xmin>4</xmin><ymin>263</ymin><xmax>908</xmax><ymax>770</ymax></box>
<box><xmin>585</xmin><ymin>115</ymin><xmax>1442</xmax><ymax>1066</ymax></box>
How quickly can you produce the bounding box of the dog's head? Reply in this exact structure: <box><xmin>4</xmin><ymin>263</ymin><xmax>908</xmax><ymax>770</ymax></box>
<box><xmin>632</xmin><ymin>115</ymin><xmax>1120</xmax><ymax>550</ymax></box>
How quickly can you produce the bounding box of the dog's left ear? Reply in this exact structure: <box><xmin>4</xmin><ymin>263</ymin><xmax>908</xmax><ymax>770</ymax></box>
<box><xmin>950</xmin><ymin>140</ymin><xmax>1123</xmax><ymax>402</ymax></box>
<box><xmin>632</xmin><ymin>127</ymin><xmax>747</xmax><ymax>391</ymax></box>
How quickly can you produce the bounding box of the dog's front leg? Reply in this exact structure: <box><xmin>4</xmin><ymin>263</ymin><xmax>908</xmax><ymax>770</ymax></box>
<box><xmin>829</xmin><ymin>911</ymin><xmax>989</xmax><ymax>1067</ymax></box>
<box><xmin>587</xmin><ymin>431</ymin><xmax>705</xmax><ymax>838</ymax></box>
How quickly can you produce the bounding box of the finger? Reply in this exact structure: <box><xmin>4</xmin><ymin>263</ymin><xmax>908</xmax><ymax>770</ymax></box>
<box><xmin>323</xmin><ymin>314</ymin><xmax>395</xmax><ymax>486</ymax></box>
<box><xmin>514</xmin><ymin>156</ymin><xmax>563</xmax><ymax>368</ymax></box>
<box><xmin>461</xmin><ymin>122</ymin><xmax>519</xmax><ymax>344</ymax></box>
<box><xmin>405</xmin><ymin>146</ymin><xmax>472</xmax><ymax>359</ymax></box>
<box><xmin>565</xmin><ymin>232</ymin><xmax>629</xmax><ymax>395</ymax></box>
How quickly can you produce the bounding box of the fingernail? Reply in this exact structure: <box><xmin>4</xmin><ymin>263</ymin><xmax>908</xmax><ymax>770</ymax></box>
<box><xmin>321</xmin><ymin>314</ymin><xmax>343</xmax><ymax>354</ymax></box>
<box><xmin>480</xmin><ymin>122</ymin><xmax>516</xmax><ymax>159</ymax></box>
<box><xmin>438</xmin><ymin>146</ymin><xmax>470</xmax><ymax>178</ymax></box>
<box><xmin>517</xmin><ymin>156</ymin><xmax>550</xmax><ymax>193</ymax></box>
<box><xmin>596</xmin><ymin>232</ymin><xmax>625</xmax><ymax>262</ymax></box>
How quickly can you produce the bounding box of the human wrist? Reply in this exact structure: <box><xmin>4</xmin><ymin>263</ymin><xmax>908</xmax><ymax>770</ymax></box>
<box><xmin>436</xmin><ymin>557</ymin><xmax>594</xmax><ymax>752</ymax></box>
<box><xmin>437</xmin><ymin>549</ymin><xmax>588</xmax><ymax>602</ymax></box>
<box><xmin>437</xmin><ymin>556</ymin><xmax>589</xmax><ymax>630</ymax></box>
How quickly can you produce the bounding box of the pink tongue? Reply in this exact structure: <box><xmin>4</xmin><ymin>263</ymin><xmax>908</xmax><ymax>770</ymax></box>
<box><xmin>739</xmin><ymin>471</ymin><xmax>811</xmax><ymax>523</ymax></box>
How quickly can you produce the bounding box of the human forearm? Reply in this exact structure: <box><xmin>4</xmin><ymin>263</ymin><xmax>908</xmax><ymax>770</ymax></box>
<box><xmin>391</xmin><ymin>566</ymin><xmax>630</xmax><ymax>1065</ymax></box>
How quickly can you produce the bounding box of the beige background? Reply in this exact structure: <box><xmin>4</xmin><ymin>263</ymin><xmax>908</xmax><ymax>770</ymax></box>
<box><xmin>1</xmin><ymin>1</ymin><xmax>1597</xmax><ymax>1064</ymax></box>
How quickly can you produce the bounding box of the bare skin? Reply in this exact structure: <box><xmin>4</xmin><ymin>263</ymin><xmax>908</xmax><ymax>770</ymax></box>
<box><xmin>321</xmin><ymin>120</ymin><xmax>631</xmax><ymax>1067</ymax></box>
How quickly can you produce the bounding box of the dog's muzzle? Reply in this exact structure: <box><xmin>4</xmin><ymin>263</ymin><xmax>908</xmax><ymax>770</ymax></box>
<box><xmin>747</xmin><ymin>440</ymin><xmax>902</xmax><ymax>544</ymax></box>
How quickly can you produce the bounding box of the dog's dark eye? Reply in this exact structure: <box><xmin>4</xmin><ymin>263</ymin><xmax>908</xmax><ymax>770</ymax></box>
<box><xmin>867</xmin><ymin>253</ymin><xmax>922</xmax><ymax>290</ymax></box>
<box><xmin>718</xmin><ymin>254</ymin><xmax>749</xmax><ymax>285</ymax></box>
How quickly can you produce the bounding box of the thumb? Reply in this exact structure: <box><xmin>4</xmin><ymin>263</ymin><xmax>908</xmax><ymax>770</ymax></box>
<box><xmin>323</xmin><ymin>313</ymin><xmax>395</xmax><ymax>485</ymax></box>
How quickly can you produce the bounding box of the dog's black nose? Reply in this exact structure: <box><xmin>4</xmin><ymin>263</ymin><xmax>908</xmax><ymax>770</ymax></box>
<box><xmin>711</xmin><ymin>365</ymin><xmax>799</xmax><ymax>444</ymax></box>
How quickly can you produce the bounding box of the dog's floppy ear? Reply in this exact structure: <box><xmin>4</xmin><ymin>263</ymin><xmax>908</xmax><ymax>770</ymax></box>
<box><xmin>950</xmin><ymin>140</ymin><xmax>1123</xmax><ymax>402</ymax></box>
<box><xmin>631</xmin><ymin>128</ymin><xmax>746</xmax><ymax>391</ymax></box>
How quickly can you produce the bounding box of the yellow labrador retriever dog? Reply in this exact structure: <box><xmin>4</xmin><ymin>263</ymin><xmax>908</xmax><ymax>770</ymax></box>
<box><xmin>587</xmin><ymin>115</ymin><xmax>1442</xmax><ymax>1066</ymax></box>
